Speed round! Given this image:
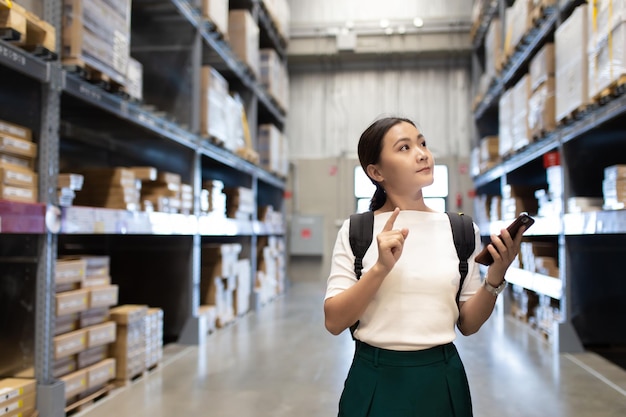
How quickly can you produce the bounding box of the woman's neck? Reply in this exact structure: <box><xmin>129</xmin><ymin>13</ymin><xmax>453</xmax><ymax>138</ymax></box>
<box><xmin>377</xmin><ymin>193</ymin><xmax>435</xmax><ymax>213</ymax></box>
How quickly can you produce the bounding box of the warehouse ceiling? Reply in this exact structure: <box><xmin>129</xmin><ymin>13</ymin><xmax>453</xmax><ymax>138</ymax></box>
<box><xmin>287</xmin><ymin>17</ymin><xmax>472</xmax><ymax>71</ymax></box>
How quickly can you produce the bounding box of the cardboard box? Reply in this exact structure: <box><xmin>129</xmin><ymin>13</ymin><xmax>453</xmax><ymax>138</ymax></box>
<box><xmin>79</xmin><ymin>307</ymin><xmax>109</xmax><ymax>328</ymax></box>
<box><xmin>485</xmin><ymin>17</ymin><xmax>502</xmax><ymax>78</ymax></box>
<box><xmin>59</xmin><ymin>369</ymin><xmax>88</xmax><ymax>399</ymax></box>
<box><xmin>86</xmin><ymin>321</ymin><xmax>116</xmax><ymax>348</ymax></box>
<box><xmin>512</xmin><ymin>74</ymin><xmax>532</xmax><ymax>151</ymax></box>
<box><xmin>56</xmin><ymin>288</ymin><xmax>89</xmax><ymax>316</ymax></box>
<box><xmin>530</xmin><ymin>43</ymin><xmax>555</xmax><ymax>92</ymax></box>
<box><xmin>54</xmin><ymin>313</ymin><xmax>79</xmax><ymax>336</ymax></box>
<box><xmin>0</xmin><ymin>391</ymin><xmax>35</xmax><ymax>416</ymax></box>
<box><xmin>77</xmin><ymin>345</ymin><xmax>109</xmax><ymax>369</ymax></box>
<box><xmin>86</xmin><ymin>358</ymin><xmax>116</xmax><ymax>389</ymax></box>
<box><xmin>528</xmin><ymin>77</ymin><xmax>556</xmax><ymax>137</ymax></box>
<box><xmin>499</xmin><ymin>89</ymin><xmax>514</xmax><ymax>157</ymax></box>
<box><xmin>109</xmin><ymin>305</ymin><xmax>148</xmax><ymax>325</ymax></box>
<box><xmin>53</xmin><ymin>356</ymin><xmax>78</xmax><ymax>378</ymax></box>
<box><xmin>588</xmin><ymin>21</ymin><xmax>626</xmax><ymax>99</ymax></box>
<box><xmin>556</xmin><ymin>4</ymin><xmax>589</xmax><ymax>121</ymax></box>
<box><xmin>126</xmin><ymin>56</ymin><xmax>143</xmax><ymax>102</ymax></box>
<box><xmin>0</xmin><ymin>378</ymin><xmax>36</xmax><ymax>404</ymax></box>
<box><xmin>62</xmin><ymin>0</ymin><xmax>130</xmax><ymax>85</ymax></box>
<box><xmin>203</xmin><ymin>0</ymin><xmax>229</xmax><ymax>37</ymax></box>
<box><xmin>0</xmin><ymin>120</ymin><xmax>32</xmax><ymax>141</ymax></box>
<box><xmin>57</xmin><ymin>173</ymin><xmax>84</xmax><ymax>190</ymax></box>
<box><xmin>0</xmin><ymin>163</ymin><xmax>37</xmax><ymax>188</ymax></box>
<box><xmin>200</xmin><ymin>66</ymin><xmax>230</xmax><ymax>143</ymax></box>
<box><xmin>0</xmin><ymin>153</ymin><xmax>35</xmax><ymax>170</ymax></box>
<box><xmin>89</xmin><ymin>285</ymin><xmax>119</xmax><ymax>309</ymax></box>
<box><xmin>0</xmin><ymin>135</ymin><xmax>37</xmax><ymax>159</ymax></box>
<box><xmin>604</xmin><ymin>164</ymin><xmax>626</xmax><ymax>180</ymax></box>
<box><xmin>129</xmin><ymin>166</ymin><xmax>156</xmax><ymax>181</ymax></box>
<box><xmin>55</xmin><ymin>258</ymin><xmax>86</xmax><ymax>285</ymax></box>
<box><xmin>228</xmin><ymin>10</ymin><xmax>260</xmax><ymax>78</ymax></box>
<box><xmin>505</xmin><ymin>0</ymin><xmax>533</xmax><ymax>57</ymax></box>
<box><xmin>54</xmin><ymin>329</ymin><xmax>87</xmax><ymax>359</ymax></box>
<box><xmin>0</xmin><ymin>184</ymin><xmax>37</xmax><ymax>203</ymax></box>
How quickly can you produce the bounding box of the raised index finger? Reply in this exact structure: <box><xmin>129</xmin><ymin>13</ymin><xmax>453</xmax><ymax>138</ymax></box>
<box><xmin>383</xmin><ymin>207</ymin><xmax>401</xmax><ymax>232</ymax></box>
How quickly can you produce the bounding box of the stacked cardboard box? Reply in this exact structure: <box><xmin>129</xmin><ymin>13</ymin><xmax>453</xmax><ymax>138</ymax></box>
<box><xmin>556</xmin><ymin>4</ymin><xmax>589</xmax><ymax>122</ymax></box>
<box><xmin>73</xmin><ymin>168</ymin><xmax>140</xmax><ymax>211</ymax></box>
<box><xmin>259</xmin><ymin>49</ymin><xmax>289</xmax><ymax>111</ymax></box>
<box><xmin>0</xmin><ymin>119</ymin><xmax>38</xmax><ymax>203</ymax></box>
<box><xmin>258</xmin><ymin>124</ymin><xmax>281</xmax><ymax>175</ymax></box>
<box><xmin>478</xmin><ymin>136</ymin><xmax>499</xmax><ymax>173</ymax></box>
<box><xmin>501</xmin><ymin>184</ymin><xmax>539</xmax><ymax>220</ymax></box>
<box><xmin>223</xmin><ymin>186</ymin><xmax>255</xmax><ymax>220</ymax></box>
<box><xmin>0</xmin><ymin>378</ymin><xmax>37</xmax><ymax>416</ymax></box>
<box><xmin>144</xmin><ymin>308</ymin><xmax>163</xmax><ymax>370</ymax></box>
<box><xmin>109</xmin><ymin>305</ymin><xmax>147</xmax><ymax>382</ymax></box>
<box><xmin>588</xmin><ymin>0</ymin><xmax>626</xmax><ymax>100</ymax></box>
<box><xmin>201</xmin><ymin>66</ymin><xmax>230</xmax><ymax>145</ymax></box>
<box><xmin>520</xmin><ymin>242</ymin><xmax>559</xmax><ymax>277</ymax></box>
<box><xmin>511</xmin><ymin>74</ymin><xmax>532</xmax><ymax>151</ymax></box>
<box><xmin>62</xmin><ymin>0</ymin><xmax>131</xmax><ymax>86</ymax></box>
<box><xmin>256</xmin><ymin>236</ymin><xmax>285</xmax><ymax>303</ymax></box>
<box><xmin>484</xmin><ymin>18</ymin><xmax>502</xmax><ymax>78</ymax></box>
<box><xmin>202</xmin><ymin>0</ymin><xmax>229</xmax><ymax>37</ymax></box>
<box><xmin>603</xmin><ymin>164</ymin><xmax>626</xmax><ymax>210</ymax></box>
<box><xmin>498</xmin><ymin>89</ymin><xmax>514</xmax><ymax>158</ymax></box>
<box><xmin>126</xmin><ymin>57</ymin><xmax>143</xmax><ymax>102</ymax></box>
<box><xmin>228</xmin><ymin>10</ymin><xmax>259</xmax><ymax>78</ymax></box>
<box><xmin>140</xmin><ymin>170</ymin><xmax>182</xmax><ymax>214</ymax></box>
<box><xmin>201</xmin><ymin>179</ymin><xmax>227</xmax><ymax>217</ymax></box>
<box><xmin>262</xmin><ymin>0</ymin><xmax>290</xmax><ymax>40</ymax></box>
<box><xmin>504</xmin><ymin>0</ymin><xmax>533</xmax><ymax>59</ymax></box>
<box><xmin>53</xmin><ymin>257</ymin><xmax>118</xmax><ymax>402</ymax></box>
<box><xmin>528</xmin><ymin>43</ymin><xmax>556</xmax><ymax>139</ymax></box>
<box><xmin>201</xmin><ymin>243</ymin><xmax>244</xmax><ymax>327</ymax></box>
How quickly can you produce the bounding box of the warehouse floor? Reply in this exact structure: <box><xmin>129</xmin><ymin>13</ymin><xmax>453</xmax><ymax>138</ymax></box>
<box><xmin>76</xmin><ymin>282</ymin><xmax>626</xmax><ymax>417</ymax></box>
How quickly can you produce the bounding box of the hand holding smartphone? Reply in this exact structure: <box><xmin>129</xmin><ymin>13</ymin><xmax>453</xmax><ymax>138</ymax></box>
<box><xmin>475</xmin><ymin>213</ymin><xmax>535</xmax><ymax>266</ymax></box>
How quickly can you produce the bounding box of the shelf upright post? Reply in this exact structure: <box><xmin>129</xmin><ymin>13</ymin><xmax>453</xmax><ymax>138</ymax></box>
<box><xmin>179</xmin><ymin>27</ymin><xmax>204</xmax><ymax>345</ymax></box>
<box><xmin>555</xmin><ymin>138</ymin><xmax>584</xmax><ymax>353</ymax></box>
<box><xmin>36</xmin><ymin>0</ymin><xmax>65</xmax><ymax>416</ymax></box>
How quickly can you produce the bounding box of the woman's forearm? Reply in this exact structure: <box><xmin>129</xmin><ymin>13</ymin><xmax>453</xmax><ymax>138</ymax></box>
<box><xmin>457</xmin><ymin>275</ymin><xmax>504</xmax><ymax>335</ymax></box>
<box><xmin>324</xmin><ymin>264</ymin><xmax>388</xmax><ymax>335</ymax></box>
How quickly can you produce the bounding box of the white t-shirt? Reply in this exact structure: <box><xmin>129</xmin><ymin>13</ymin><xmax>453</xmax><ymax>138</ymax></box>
<box><xmin>325</xmin><ymin>210</ymin><xmax>482</xmax><ymax>351</ymax></box>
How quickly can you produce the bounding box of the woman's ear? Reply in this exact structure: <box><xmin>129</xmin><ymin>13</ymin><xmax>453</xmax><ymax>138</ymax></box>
<box><xmin>366</xmin><ymin>164</ymin><xmax>384</xmax><ymax>182</ymax></box>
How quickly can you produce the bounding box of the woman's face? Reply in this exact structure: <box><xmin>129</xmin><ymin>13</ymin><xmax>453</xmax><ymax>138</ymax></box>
<box><xmin>370</xmin><ymin>121</ymin><xmax>435</xmax><ymax>194</ymax></box>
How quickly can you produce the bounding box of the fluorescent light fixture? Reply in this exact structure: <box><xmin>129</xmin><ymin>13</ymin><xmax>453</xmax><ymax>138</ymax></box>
<box><xmin>380</xmin><ymin>19</ymin><xmax>390</xmax><ymax>28</ymax></box>
<box><xmin>413</xmin><ymin>17</ymin><xmax>424</xmax><ymax>27</ymax></box>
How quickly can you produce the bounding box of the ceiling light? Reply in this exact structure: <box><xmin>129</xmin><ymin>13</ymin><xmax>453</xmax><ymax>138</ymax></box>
<box><xmin>380</xmin><ymin>19</ymin><xmax>390</xmax><ymax>28</ymax></box>
<box><xmin>345</xmin><ymin>20</ymin><xmax>354</xmax><ymax>29</ymax></box>
<box><xmin>398</xmin><ymin>25</ymin><xmax>406</xmax><ymax>34</ymax></box>
<box><xmin>413</xmin><ymin>17</ymin><xmax>424</xmax><ymax>28</ymax></box>
<box><xmin>385</xmin><ymin>27</ymin><xmax>393</xmax><ymax>35</ymax></box>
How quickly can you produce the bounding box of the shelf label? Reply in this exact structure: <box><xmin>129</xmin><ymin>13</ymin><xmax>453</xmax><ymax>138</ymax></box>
<box><xmin>0</xmin><ymin>44</ymin><xmax>26</xmax><ymax>67</ymax></box>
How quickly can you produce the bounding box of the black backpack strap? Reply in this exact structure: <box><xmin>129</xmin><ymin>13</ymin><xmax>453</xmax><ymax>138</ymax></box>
<box><xmin>349</xmin><ymin>211</ymin><xmax>375</xmax><ymax>280</ymax></box>
<box><xmin>348</xmin><ymin>211</ymin><xmax>374</xmax><ymax>338</ymax></box>
<box><xmin>446</xmin><ymin>212</ymin><xmax>476</xmax><ymax>307</ymax></box>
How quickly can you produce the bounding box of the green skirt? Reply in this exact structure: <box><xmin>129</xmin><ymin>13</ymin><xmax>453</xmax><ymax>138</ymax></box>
<box><xmin>338</xmin><ymin>341</ymin><xmax>473</xmax><ymax>417</ymax></box>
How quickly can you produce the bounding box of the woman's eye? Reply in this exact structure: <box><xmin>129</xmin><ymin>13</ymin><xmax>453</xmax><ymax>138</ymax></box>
<box><xmin>421</xmin><ymin>141</ymin><xmax>427</xmax><ymax>147</ymax></box>
<box><xmin>400</xmin><ymin>144</ymin><xmax>410</xmax><ymax>151</ymax></box>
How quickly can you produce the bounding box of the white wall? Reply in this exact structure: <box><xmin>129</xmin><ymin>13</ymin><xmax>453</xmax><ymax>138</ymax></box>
<box><xmin>285</xmin><ymin>63</ymin><xmax>473</xmax><ymax>161</ymax></box>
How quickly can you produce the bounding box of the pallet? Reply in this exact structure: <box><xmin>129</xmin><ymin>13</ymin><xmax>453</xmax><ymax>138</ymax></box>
<box><xmin>63</xmin><ymin>58</ymin><xmax>128</xmax><ymax>97</ymax></box>
<box><xmin>235</xmin><ymin>147</ymin><xmax>259</xmax><ymax>164</ymax></box>
<box><xmin>114</xmin><ymin>369</ymin><xmax>146</xmax><ymax>388</ymax></box>
<box><xmin>0</xmin><ymin>0</ymin><xmax>56</xmax><ymax>58</ymax></box>
<box><xmin>556</xmin><ymin>104</ymin><xmax>589</xmax><ymax>126</ymax></box>
<box><xmin>66</xmin><ymin>384</ymin><xmax>114</xmax><ymax>415</ymax></box>
<box><xmin>591</xmin><ymin>75</ymin><xmax>626</xmax><ymax>106</ymax></box>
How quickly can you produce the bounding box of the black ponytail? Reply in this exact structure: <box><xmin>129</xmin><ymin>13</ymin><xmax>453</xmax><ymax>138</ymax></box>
<box><xmin>369</xmin><ymin>183</ymin><xmax>386</xmax><ymax>211</ymax></box>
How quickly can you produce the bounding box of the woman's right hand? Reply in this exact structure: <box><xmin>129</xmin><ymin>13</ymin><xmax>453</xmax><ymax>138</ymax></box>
<box><xmin>375</xmin><ymin>207</ymin><xmax>409</xmax><ymax>275</ymax></box>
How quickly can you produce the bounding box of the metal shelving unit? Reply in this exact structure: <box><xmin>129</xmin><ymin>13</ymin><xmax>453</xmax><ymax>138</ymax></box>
<box><xmin>471</xmin><ymin>0</ymin><xmax>626</xmax><ymax>355</ymax></box>
<box><xmin>0</xmin><ymin>1</ymin><xmax>289</xmax><ymax>415</ymax></box>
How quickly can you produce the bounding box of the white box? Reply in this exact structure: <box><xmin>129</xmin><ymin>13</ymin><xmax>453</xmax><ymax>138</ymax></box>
<box><xmin>555</xmin><ymin>4</ymin><xmax>589</xmax><ymax>122</ymax></box>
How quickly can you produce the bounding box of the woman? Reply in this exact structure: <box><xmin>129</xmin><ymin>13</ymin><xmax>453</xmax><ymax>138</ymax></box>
<box><xmin>324</xmin><ymin>117</ymin><xmax>525</xmax><ymax>417</ymax></box>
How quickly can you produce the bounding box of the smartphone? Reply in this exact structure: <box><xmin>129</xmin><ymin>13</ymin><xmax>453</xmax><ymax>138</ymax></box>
<box><xmin>475</xmin><ymin>213</ymin><xmax>535</xmax><ymax>266</ymax></box>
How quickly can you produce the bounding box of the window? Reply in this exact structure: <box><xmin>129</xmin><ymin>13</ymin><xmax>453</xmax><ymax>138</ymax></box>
<box><xmin>354</xmin><ymin>165</ymin><xmax>449</xmax><ymax>212</ymax></box>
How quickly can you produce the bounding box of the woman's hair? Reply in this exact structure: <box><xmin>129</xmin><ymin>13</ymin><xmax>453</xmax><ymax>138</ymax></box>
<box><xmin>357</xmin><ymin>117</ymin><xmax>416</xmax><ymax>211</ymax></box>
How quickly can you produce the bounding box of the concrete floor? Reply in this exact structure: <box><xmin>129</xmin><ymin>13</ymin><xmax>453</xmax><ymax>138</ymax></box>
<box><xmin>78</xmin><ymin>282</ymin><xmax>626</xmax><ymax>417</ymax></box>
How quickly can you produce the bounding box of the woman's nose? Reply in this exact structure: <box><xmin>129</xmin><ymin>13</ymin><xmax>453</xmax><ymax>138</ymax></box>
<box><xmin>416</xmin><ymin>148</ymin><xmax>428</xmax><ymax>161</ymax></box>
